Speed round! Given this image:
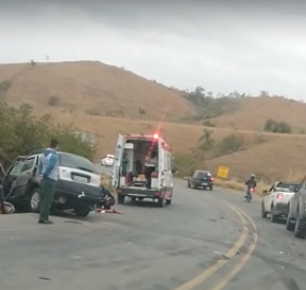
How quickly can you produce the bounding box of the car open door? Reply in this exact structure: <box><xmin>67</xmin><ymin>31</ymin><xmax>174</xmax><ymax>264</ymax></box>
<box><xmin>2</xmin><ymin>156</ymin><xmax>26</xmax><ymax>197</ymax></box>
<box><xmin>111</xmin><ymin>134</ymin><xmax>125</xmax><ymax>187</ymax></box>
<box><xmin>13</xmin><ymin>155</ymin><xmax>38</xmax><ymax>197</ymax></box>
<box><xmin>264</xmin><ymin>184</ymin><xmax>275</xmax><ymax>211</ymax></box>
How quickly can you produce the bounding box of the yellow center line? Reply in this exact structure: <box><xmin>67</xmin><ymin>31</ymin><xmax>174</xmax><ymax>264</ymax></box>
<box><xmin>207</xmin><ymin>204</ymin><xmax>258</xmax><ymax>290</ymax></box>
<box><xmin>173</xmin><ymin>203</ymin><xmax>249</xmax><ymax>290</ymax></box>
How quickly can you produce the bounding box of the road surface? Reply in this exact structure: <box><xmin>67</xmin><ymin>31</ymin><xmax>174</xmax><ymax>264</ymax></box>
<box><xmin>0</xmin><ymin>166</ymin><xmax>304</xmax><ymax>290</ymax></box>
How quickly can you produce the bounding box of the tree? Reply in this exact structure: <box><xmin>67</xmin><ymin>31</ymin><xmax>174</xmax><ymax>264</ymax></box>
<box><xmin>0</xmin><ymin>102</ymin><xmax>95</xmax><ymax>168</ymax></box>
<box><xmin>218</xmin><ymin>134</ymin><xmax>244</xmax><ymax>155</ymax></box>
<box><xmin>264</xmin><ymin>119</ymin><xmax>292</xmax><ymax>134</ymax></box>
<box><xmin>198</xmin><ymin>129</ymin><xmax>215</xmax><ymax>151</ymax></box>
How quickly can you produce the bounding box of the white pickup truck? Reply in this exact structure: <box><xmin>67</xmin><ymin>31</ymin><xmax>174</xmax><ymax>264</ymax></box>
<box><xmin>261</xmin><ymin>181</ymin><xmax>300</xmax><ymax>223</ymax></box>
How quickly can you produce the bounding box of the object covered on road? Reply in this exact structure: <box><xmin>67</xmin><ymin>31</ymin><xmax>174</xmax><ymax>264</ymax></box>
<box><xmin>0</xmin><ymin>201</ymin><xmax>15</xmax><ymax>214</ymax></box>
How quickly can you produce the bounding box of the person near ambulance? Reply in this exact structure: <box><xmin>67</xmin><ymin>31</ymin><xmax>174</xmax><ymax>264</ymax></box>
<box><xmin>37</xmin><ymin>139</ymin><xmax>59</xmax><ymax>224</ymax></box>
<box><xmin>144</xmin><ymin>152</ymin><xmax>157</xmax><ymax>189</ymax></box>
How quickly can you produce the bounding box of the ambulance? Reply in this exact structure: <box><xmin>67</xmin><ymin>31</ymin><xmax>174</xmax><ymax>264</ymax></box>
<box><xmin>111</xmin><ymin>133</ymin><xmax>174</xmax><ymax>207</ymax></box>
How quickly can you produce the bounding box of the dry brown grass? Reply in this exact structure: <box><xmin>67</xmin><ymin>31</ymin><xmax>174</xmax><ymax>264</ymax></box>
<box><xmin>211</xmin><ymin>96</ymin><xmax>306</xmax><ymax>132</ymax></box>
<box><xmin>13</xmin><ymin>107</ymin><xmax>306</xmax><ymax>183</ymax></box>
<box><xmin>0</xmin><ymin>61</ymin><xmax>194</xmax><ymax>122</ymax></box>
<box><xmin>213</xmin><ymin>178</ymin><xmax>267</xmax><ymax>196</ymax></box>
<box><xmin>1</xmin><ymin>61</ymin><xmax>306</xmax><ymax>186</ymax></box>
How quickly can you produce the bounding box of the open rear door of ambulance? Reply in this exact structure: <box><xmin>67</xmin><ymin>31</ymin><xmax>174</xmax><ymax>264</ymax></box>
<box><xmin>111</xmin><ymin>134</ymin><xmax>125</xmax><ymax>187</ymax></box>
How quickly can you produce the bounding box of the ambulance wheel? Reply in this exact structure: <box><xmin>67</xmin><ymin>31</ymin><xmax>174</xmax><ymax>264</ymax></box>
<box><xmin>157</xmin><ymin>197</ymin><xmax>166</xmax><ymax>208</ymax></box>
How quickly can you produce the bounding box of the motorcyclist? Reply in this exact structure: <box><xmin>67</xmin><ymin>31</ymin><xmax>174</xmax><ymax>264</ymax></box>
<box><xmin>244</xmin><ymin>174</ymin><xmax>257</xmax><ymax>197</ymax></box>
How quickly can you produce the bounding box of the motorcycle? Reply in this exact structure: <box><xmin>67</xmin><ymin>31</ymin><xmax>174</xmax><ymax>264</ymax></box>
<box><xmin>245</xmin><ymin>187</ymin><xmax>254</xmax><ymax>202</ymax></box>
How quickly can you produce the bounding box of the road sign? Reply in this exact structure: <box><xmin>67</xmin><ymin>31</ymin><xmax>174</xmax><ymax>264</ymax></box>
<box><xmin>217</xmin><ymin>165</ymin><xmax>229</xmax><ymax>179</ymax></box>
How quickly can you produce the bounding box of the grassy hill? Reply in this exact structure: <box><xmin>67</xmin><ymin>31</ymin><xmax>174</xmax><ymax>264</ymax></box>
<box><xmin>0</xmin><ymin>61</ymin><xmax>195</xmax><ymax>122</ymax></box>
<box><xmin>205</xmin><ymin>96</ymin><xmax>306</xmax><ymax>133</ymax></box>
<box><xmin>0</xmin><ymin>60</ymin><xmax>306</xmax><ymax>183</ymax></box>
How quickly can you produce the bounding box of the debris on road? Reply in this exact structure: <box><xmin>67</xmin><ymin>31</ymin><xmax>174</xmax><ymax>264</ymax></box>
<box><xmin>96</xmin><ymin>208</ymin><xmax>125</xmax><ymax>214</ymax></box>
<box><xmin>0</xmin><ymin>202</ymin><xmax>15</xmax><ymax>214</ymax></box>
<box><xmin>39</xmin><ymin>277</ymin><xmax>51</xmax><ymax>281</ymax></box>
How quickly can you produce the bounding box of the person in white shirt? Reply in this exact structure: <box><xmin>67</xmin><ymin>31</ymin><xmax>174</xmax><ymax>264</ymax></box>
<box><xmin>144</xmin><ymin>152</ymin><xmax>157</xmax><ymax>189</ymax></box>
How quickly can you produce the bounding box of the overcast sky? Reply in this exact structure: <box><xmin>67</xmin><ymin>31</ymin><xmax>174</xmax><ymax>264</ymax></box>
<box><xmin>1</xmin><ymin>0</ymin><xmax>306</xmax><ymax>98</ymax></box>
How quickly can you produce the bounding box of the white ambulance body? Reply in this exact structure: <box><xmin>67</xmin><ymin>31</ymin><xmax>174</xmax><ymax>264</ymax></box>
<box><xmin>111</xmin><ymin>133</ymin><xmax>174</xmax><ymax>207</ymax></box>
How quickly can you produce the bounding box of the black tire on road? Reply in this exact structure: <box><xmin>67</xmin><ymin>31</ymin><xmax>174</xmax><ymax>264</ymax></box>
<box><xmin>157</xmin><ymin>196</ymin><xmax>166</xmax><ymax>208</ymax></box>
<box><xmin>131</xmin><ymin>197</ymin><xmax>136</xmax><ymax>202</ymax></box>
<box><xmin>270</xmin><ymin>205</ymin><xmax>278</xmax><ymax>223</ymax></box>
<box><xmin>294</xmin><ymin>216</ymin><xmax>306</xmax><ymax>239</ymax></box>
<box><xmin>286</xmin><ymin>215</ymin><xmax>295</xmax><ymax>231</ymax></box>
<box><xmin>187</xmin><ymin>182</ymin><xmax>190</xmax><ymax>188</ymax></box>
<box><xmin>209</xmin><ymin>186</ymin><xmax>213</xmax><ymax>191</ymax></box>
<box><xmin>29</xmin><ymin>187</ymin><xmax>41</xmax><ymax>213</ymax></box>
<box><xmin>261</xmin><ymin>201</ymin><xmax>267</xmax><ymax>218</ymax></box>
<box><xmin>74</xmin><ymin>207</ymin><xmax>90</xmax><ymax>217</ymax></box>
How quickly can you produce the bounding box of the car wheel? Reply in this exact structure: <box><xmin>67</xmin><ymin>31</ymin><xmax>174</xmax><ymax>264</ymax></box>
<box><xmin>157</xmin><ymin>196</ymin><xmax>166</xmax><ymax>208</ymax></box>
<box><xmin>261</xmin><ymin>201</ymin><xmax>267</xmax><ymax>218</ymax></box>
<box><xmin>29</xmin><ymin>187</ymin><xmax>40</xmax><ymax>213</ymax></box>
<box><xmin>294</xmin><ymin>216</ymin><xmax>306</xmax><ymax>238</ymax></box>
<box><xmin>187</xmin><ymin>182</ymin><xmax>190</xmax><ymax>188</ymax></box>
<box><xmin>74</xmin><ymin>207</ymin><xmax>90</xmax><ymax>217</ymax></box>
<box><xmin>118</xmin><ymin>195</ymin><xmax>125</xmax><ymax>204</ymax></box>
<box><xmin>209</xmin><ymin>186</ymin><xmax>213</xmax><ymax>191</ymax></box>
<box><xmin>286</xmin><ymin>214</ymin><xmax>295</xmax><ymax>231</ymax></box>
<box><xmin>131</xmin><ymin>197</ymin><xmax>136</xmax><ymax>202</ymax></box>
<box><xmin>166</xmin><ymin>198</ymin><xmax>172</xmax><ymax>205</ymax></box>
<box><xmin>270</xmin><ymin>205</ymin><xmax>278</xmax><ymax>223</ymax></box>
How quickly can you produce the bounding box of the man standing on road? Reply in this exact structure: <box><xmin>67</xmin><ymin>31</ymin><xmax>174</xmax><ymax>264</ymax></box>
<box><xmin>38</xmin><ymin>139</ymin><xmax>59</xmax><ymax>224</ymax></box>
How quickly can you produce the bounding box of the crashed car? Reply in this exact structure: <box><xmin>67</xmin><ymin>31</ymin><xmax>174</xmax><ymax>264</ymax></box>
<box><xmin>1</xmin><ymin>149</ymin><xmax>105</xmax><ymax>217</ymax></box>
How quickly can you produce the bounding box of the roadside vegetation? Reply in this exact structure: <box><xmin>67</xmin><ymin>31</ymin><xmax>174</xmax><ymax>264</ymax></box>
<box><xmin>263</xmin><ymin>119</ymin><xmax>292</xmax><ymax>134</ymax></box>
<box><xmin>181</xmin><ymin>86</ymin><xmax>240</xmax><ymax>121</ymax></box>
<box><xmin>173</xmin><ymin>127</ymin><xmax>286</xmax><ymax>195</ymax></box>
<box><xmin>1</xmin><ymin>62</ymin><xmax>303</xmax><ymax>195</ymax></box>
<box><xmin>0</xmin><ymin>102</ymin><xmax>95</xmax><ymax>169</ymax></box>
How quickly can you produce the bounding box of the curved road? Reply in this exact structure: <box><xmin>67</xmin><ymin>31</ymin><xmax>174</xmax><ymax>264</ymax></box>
<box><xmin>0</xmin><ymin>168</ymin><xmax>305</xmax><ymax>290</ymax></box>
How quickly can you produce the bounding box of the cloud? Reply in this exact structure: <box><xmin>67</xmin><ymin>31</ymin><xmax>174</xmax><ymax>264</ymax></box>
<box><xmin>1</xmin><ymin>0</ymin><xmax>306</xmax><ymax>98</ymax></box>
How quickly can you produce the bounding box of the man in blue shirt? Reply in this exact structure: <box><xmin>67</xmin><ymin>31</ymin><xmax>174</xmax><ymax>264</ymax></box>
<box><xmin>37</xmin><ymin>139</ymin><xmax>59</xmax><ymax>224</ymax></box>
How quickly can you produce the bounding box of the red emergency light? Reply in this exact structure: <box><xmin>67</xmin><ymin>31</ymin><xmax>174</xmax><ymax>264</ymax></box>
<box><xmin>153</xmin><ymin>133</ymin><xmax>158</xmax><ymax>139</ymax></box>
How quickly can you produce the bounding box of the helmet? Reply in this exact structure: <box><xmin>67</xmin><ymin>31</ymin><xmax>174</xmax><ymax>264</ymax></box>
<box><xmin>250</xmin><ymin>174</ymin><xmax>255</xmax><ymax>179</ymax></box>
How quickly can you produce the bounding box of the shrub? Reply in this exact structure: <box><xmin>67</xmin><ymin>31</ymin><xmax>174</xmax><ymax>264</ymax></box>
<box><xmin>218</xmin><ymin>134</ymin><xmax>244</xmax><ymax>155</ymax></box>
<box><xmin>264</xmin><ymin>119</ymin><xmax>292</xmax><ymax>133</ymax></box>
<box><xmin>0</xmin><ymin>80</ymin><xmax>12</xmax><ymax>92</ymax></box>
<box><xmin>0</xmin><ymin>102</ymin><xmax>95</xmax><ymax>168</ymax></box>
<box><xmin>203</xmin><ymin>120</ymin><xmax>215</xmax><ymax>127</ymax></box>
<box><xmin>172</xmin><ymin>151</ymin><xmax>200</xmax><ymax>177</ymax></box>
<box><xmin>48</xmin><ymin>95</ymin><xmax>61</xmax><ymax>106</ymax></box>
<box><xmin>85</xmin><ymin>107</ymin><xmax>101</xmax><ymax>116</ymax></box>
<box><xmin>138</xmin><ymin>107</ymin><xmax>146</xmax><ymax>115</ymax></box>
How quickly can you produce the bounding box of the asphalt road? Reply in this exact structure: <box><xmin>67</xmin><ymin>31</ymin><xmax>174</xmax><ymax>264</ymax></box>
<box><xmin>0</xmin><ymin>165</ymin><xmax>305</xmax><ymax>290</ymax></box>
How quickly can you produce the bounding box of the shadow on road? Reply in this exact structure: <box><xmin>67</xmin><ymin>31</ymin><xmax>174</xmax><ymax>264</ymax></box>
<box><xmin>123</xmin><ymin>199</ymin><xmax>161</xmax><ymax>208</ymax></box>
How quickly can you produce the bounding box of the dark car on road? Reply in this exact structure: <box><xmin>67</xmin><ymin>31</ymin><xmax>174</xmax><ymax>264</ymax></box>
<box><xmin>286</xmin><ymin>176</ymin><xmax>306</xmax><ymax>238</ymax></box>
<box><xmin>187</xmin><ymin>170</ymin><xmax>214</xmax><ymax>190</ymax></box>
<box><xmin>0</xmin><ymin>150</ymin><xmax>104</xmax><ymax>217</ymax></box>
